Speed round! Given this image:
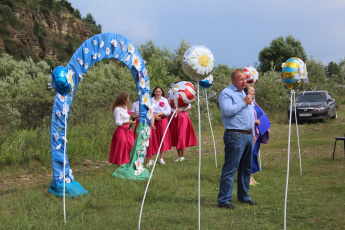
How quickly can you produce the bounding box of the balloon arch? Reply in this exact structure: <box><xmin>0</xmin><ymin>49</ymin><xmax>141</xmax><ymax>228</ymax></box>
<box><xmin>49</xmin><ymin>33</ymin><xmax>153</xmax><ymax>197</ymax></box>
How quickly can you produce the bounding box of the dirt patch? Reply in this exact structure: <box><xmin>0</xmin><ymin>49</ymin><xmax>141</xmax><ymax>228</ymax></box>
<box><xmin>0</xmin><ymin>160</ymin><xmax>112</xmax><ymax>198</ymax></box>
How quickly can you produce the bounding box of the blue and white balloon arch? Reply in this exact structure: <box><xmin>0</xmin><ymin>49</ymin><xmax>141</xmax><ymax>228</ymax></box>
<box><xmin>48</xmin><ymin>33</ymin><xmax>152</xmax><ymax>197</ymax></box>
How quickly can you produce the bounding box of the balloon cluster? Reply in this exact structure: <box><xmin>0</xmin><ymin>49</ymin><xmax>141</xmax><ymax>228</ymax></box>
<box><xmin>168</xmin><ymin>81</ymin><xmax>195</xmax><ymax>109</ymax></box>
<box><xmin>244</xmin><ymin>66</ymin><xmax>259</xmax><ymax>84</ymax></box>
<box><xmin>51</xmin><ymin>66</ymin><xmax>72</xmax><ymax>96</ymax></box>
<box><xmin>182</xmin><ymin>45</ymin><xmax>215</xmax><ymax>81</ymax></box>
<box><xmin>281</xmin><ymin>57</ymin><xmax>308</xmax><ymax>90</ymax></box>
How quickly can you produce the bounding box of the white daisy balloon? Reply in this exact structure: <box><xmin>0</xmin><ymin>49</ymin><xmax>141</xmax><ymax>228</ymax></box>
<box><xmin>182</xmin><ymin>45</ymin><xmax>215</xmax><ymax>81</ymax></box>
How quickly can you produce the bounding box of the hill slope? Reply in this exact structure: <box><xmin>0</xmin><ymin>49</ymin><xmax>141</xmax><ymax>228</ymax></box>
<box><xmin>0</xmin><ymin>0</ymin><xmax>100</xmax><ymax>63</ymax></box>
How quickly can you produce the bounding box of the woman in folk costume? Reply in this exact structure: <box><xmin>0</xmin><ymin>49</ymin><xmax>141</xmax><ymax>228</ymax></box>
<box><xmin>246</xmin><ymin>84</ymin><xmax>270</xmax><ymax>185</ymax></box>
<box><xmin>131</xmin><ymin>100</ymin><xmax>140</xmax><ymax>139</ymax></box>
<box><xmin>170</xmin><ymin>104</ymin><xmax>197</xmax><ymax>162</ymax></box>
<box><xmin>147</xmin><ymin>86</ymin><xmax>172</xmax><ymax>165</ymax></box>
<box><xmin>109</xmin><ymin>92</ymin><xmax>136</xmax><ymax>165</ymax></box>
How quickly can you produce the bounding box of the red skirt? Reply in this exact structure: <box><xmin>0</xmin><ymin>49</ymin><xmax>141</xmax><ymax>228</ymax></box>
<box><xmin>154</xmin><ymin>117</ymin><xmax>172</xmax><ymax>152</ymax></box>
<box><xmin>170</xmin><ymin>112</ymin><xmax>197</xmax><ymax>149</ymax></box>
<box><xmin>146</xmin><ymin>127</ymin><xmax>158</xmax><ymax>158</ymax></box>
<box><xmin>133</xmin><ymin>119</ymin><xmax>140</xmax><ymax>139</ymax></box>
<box><xmin>109</xmin><ymin>124</ymin><xmax>134</xmax><ymax>165</ymax></box>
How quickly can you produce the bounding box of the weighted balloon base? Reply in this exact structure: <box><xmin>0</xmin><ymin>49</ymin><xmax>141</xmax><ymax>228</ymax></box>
<box><xmin>112</xmin><ymin>164</ymin><xmax>150</xmax><ymax>180</ymax></box>
<box><xmin>48</xmin><ymin>181</ymin><xmax>88</xmax><ymax>197</ymax></box>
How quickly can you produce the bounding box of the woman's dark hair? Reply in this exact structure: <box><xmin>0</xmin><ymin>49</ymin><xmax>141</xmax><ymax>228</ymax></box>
<box><xmin>151</xmin><ymin>86</ymin><xmax>165</xmax><ymax>97</ymax></box>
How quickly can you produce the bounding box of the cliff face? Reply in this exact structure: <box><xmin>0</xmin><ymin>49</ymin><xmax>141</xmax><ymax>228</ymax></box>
<box><xmin>0</xmin><ymin>2</ymin><xmax>96</xmax><ymax>63</ymax></box>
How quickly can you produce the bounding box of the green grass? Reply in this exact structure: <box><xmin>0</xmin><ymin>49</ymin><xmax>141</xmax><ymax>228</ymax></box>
<box><xmin>1</xmin><ymin>106</ymin><xmax>345</xmax><ymax>229</ymax></box>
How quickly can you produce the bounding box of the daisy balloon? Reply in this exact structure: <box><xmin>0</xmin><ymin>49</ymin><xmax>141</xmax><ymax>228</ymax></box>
<box><xmin>182</xmin><ymin>45</ymin><xmax>215</xmax><ymax>81</ymax></box>
<box><xmin>168</xmin><ymin>81</ymin><xmax>195</xmax><ymax>109</ymax></box>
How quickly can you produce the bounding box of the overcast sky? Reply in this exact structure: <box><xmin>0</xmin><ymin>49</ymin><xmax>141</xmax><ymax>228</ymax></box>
<box><xmin>68</xmin><ymin>0</ymin><xmax>345</xmax><ymax>68</ymax></box>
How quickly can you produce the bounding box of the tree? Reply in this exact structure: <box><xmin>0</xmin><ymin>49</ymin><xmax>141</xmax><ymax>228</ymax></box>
<box><xmin>258</xmin><ymin>35</ymin><xmax>307</xmax><ymax>73</ymax></box>
<box><xmin>40</xmin><ymin>0</ymin><xmax>54</xmax><ymax>9</ymax></box>
<box><xmin>169</xmin><ymin>39</ymin><xmax>190</xmax><ymax>81</ymax></box>
<box><xmin>306</xmin><ymin>58</ymin><xmax>327</xmax><ymax>85</ymax></box>
<box><xmin>325</xmin><ymin>61</ymin><xmax>340</xmax><ymax>78</ymax></box>
<box><xmin>73</xmin><ymin>9</ymin><xmax>81</xmax><ymax>19</ymax></box>
<box><xmin>83</xmin><ymin>13</ymin><xmax>96</xmax><ymax>27</ymax></box>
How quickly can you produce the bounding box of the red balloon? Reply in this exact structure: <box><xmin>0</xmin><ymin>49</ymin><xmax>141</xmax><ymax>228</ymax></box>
<box><xmin>168</xmin><ymin>81</ymin><xmax>195</xmax><ymax>109</ymax></box>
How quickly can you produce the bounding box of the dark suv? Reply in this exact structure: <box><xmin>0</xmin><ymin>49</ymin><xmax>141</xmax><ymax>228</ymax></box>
<box><xmin>287</xmin><ymin>90</ymin><xmax>337</xmax><ymax>121</ymax></box>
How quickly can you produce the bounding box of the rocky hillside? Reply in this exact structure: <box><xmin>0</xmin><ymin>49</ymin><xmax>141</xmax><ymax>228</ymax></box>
<box><xmin>0</xmin><ymin>0</ymin><xmax>100</xmax><ymax>64</ymax></box>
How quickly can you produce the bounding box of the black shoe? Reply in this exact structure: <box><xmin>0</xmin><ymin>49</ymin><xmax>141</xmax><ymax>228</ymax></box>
<box><xmin>219</xmin><ymin>203</ymin><xmax>236</xmax><ymax>209</ymax></box>
<box><xmin>243</xmin><ymin>200</ymin><xmax>258</xmax><ymax>205</ymax></box>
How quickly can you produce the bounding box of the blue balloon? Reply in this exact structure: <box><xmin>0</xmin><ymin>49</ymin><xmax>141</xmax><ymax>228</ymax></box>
<box><xmin>52</xmin><ymin>66</ymin><xmax>72</xmax><ymax>96</ymax></box>
<box><xmin>199</xmin><ymin>75</ymin><xmax>214</xmax><ymax>89</ymax></box>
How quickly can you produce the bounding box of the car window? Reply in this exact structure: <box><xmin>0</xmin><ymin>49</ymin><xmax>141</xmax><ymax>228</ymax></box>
<box><xmin>296</xmin><ymin>93</ymin><xmax>326</xmax><ymax>103</ymax></box>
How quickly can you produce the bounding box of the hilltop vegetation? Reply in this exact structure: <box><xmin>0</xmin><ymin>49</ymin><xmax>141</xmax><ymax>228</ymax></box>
<box><xmin>0</xmin><ymin>0</ymin><xmax>101</xmax><ymax>66</ymax></box>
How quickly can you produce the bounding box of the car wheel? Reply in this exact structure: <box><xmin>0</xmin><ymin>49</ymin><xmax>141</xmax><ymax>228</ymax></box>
<box><xmin>327</xmin><ymin>109</ymin><xmax>332</xmax><ymax>119</ymax></box>
<box><xmin>332</xmin><ymin>110</ymin><xmax>337</xmax><ymax>119</ymax></box>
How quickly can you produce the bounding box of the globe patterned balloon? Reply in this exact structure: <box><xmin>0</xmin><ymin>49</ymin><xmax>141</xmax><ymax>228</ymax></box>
<box><xmin>51</xmin><ymin>66</ymin><xmax>72</xmax><ymax>96</ymax></box>
<box><xmin>243</xmin><ymin>66</ymin><xmax>259</xmax><ymax>84</ymax></box>
<box><xmin>281</xmin><ymin>57</ymin><xmax>308</xmax><ymax>90</ymax></box>
<box><xmin>199</xmin><ymin>75</ymin><xmax>214</xmax><ymax>89</ymax></box>
<box><xmin>182</xmin><ymin>45</ymin><xmax>215</xmax><ymax>81</ymax></box>
<box><xmin>168</xmin><ymin>81</ymin><xmax>195</xmax><ymax>109</ymax></box>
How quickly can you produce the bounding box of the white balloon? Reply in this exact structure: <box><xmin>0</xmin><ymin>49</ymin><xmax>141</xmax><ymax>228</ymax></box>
<box><xmin>182</xmin><ymin>45</ymin><xmax>215</xmax><ymax>81</ymax></box>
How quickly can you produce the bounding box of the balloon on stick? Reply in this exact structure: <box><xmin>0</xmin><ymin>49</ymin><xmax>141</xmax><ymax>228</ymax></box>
<box><xmin>281</xmin><ymin>57</ymin><xmax>308</xmax><ymax>90</ymax></box>
<box><xmin>168</xmin><ymin>81</ymin><xmax>196</xmax><ymax>109</ymax></box>
<box><xmin>51</xmin><ymin>66</ymin><xmax>73</xmax><ymax>96</ymax></box>
<box><xmin>139</xmin><ymin>81</ymin><xmax>195</xmax><ymax>230</ymax></box>
<box><xmin>199</xmin><ymin>75</ymin><xmax>213</xmax><ymax>88</ymax></box>
<box><xmin>51</xmin><ymin>66</ymin><xmax>74</xmax><ymax>226</ymax></box>
<box><xmin>182</xmin><ymin>45</ymin><xmax>215</xmax><ymax>230</ymax></box>
<box><xmin>199</xmin><ymin>75</ymin><xmax>217</xmax><ymax>168</ymax></box>
<box><xmin>243</xmin><ymin>66</ymin><xmax>259</xmax><ymax>84</ymax></box>
<box><xmin>282</xmin><ymin>57</ymin><xmax>308</xmax><ymax>230</ymax></box>
<box><xmin>182</xmin><ymin>45</ymin><xmax>215</xmax><ymax>81</ymax></box>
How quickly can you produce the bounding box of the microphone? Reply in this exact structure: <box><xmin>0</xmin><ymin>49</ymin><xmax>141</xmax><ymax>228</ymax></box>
<box><xmin>244</xmin><ymin>87</ymin><xmax>248</xmax><ymax>95</ymax></box>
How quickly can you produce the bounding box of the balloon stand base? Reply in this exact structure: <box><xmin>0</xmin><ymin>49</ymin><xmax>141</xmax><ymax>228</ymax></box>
<box><xmin>48</xmin><ymin>180</ymin><xmax>88</xmax><ymax>197</ymax></box>
<box><xmin>112</xmin><ymin>164</ymin><xmax>150</xmax><ymax>180</ymax></box>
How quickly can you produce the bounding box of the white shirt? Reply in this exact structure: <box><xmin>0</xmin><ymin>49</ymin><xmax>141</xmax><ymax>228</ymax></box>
<box><xmin>151</xmin><ymin>97</ymin><xmax>171</xmax><ymax>116</ymax></box>
<box><xmin>131</xmin><ymin>101</ymin><xmax>140</xmax><ymax>115</ymax></box>
<box><xmin>114</xmin><ymin>107</ymin><xmax>130</xmax><ymax>126</ymax></box>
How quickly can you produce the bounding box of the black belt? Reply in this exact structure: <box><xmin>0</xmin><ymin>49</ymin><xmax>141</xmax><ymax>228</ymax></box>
<box><xmin>226</xmin><ymin>129</ymin><xmax>253</xmax><ymax>134</ymax></box>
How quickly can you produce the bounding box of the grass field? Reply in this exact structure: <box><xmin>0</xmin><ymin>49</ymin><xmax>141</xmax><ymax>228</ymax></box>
<box><xmin>1</xmin><ymin>106</ymin><xmax>345</xmax><ymax>229</ymax></box>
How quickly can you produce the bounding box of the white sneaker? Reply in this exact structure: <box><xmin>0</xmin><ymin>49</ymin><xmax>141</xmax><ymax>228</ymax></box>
<box><xmin>146</xmin><ymin>160</ymin><xmax>154</xmax><ymax>167</ymax></box>
<box><xmin>179</xmin><ymin>157</ymin><xmax>185</xmax><ymax>162</ymax></box>
<box><xmin>175</xmin><ymin>157</ymin><xmax>181</xmax><ymax>162</ymax></box>
<box><xmin>158</xmin><ymin>159</ymin><xmax>166</xmax><ymax>164</ymax></box>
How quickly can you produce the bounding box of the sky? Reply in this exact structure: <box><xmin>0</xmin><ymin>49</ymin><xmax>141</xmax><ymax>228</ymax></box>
<box><xmin>68</xmin><ymin>0</ymin><xmax>345</xmax><ymax>68</ymax></box>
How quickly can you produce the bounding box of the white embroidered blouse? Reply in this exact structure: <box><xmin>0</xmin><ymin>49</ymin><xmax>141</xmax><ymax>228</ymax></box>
<box><xmin>114</xmin><ymin>107</ymin><xmax>130</xmax><ymax>126</ymax></box>
<box><xmin>131</xmin><ymin>101</ymin><xmax>140</xmax><ymax>115</ymax></box>
<box><xmin>151</xmin><ymin>97</ymin><xmax>171</xmax><ymax>116</ymax></box>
